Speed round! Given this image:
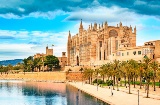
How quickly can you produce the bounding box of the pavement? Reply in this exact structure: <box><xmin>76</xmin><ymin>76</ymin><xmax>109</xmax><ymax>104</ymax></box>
<box><xmin>68</xmin><ymin>82</ymin><xmax>160</xmax><ymax>105</ymax></box>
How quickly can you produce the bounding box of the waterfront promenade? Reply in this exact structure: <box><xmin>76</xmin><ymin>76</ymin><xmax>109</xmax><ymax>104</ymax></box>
<box><xmin>69</xmin><ymin>82</ymin><xmax>160</xmax><ymax>105</ymax></box>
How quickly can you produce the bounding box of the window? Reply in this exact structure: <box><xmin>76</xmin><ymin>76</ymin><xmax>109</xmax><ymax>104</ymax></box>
<box><xmin>127</xmin><ymin>52</ymin><xmax>129</xmax><ymax>55</ymax></box>
<box><xmin>133</xmin><ymin>51</ymin><xmax>136</xmax><ymax>55</ymax></box>
<box><xmin>116</xmin><ymin>40</ymin><xmax>118</xmax><ymax>50</ymax></box>
<box><xmin>99</xmin><ymin>41</ymin><xmax>102</xmax><ymax>47</ymax></box>
<box><xmin>104</xmin><ymin>51</ymin><xmax>106</xmax><ymax>60</ymax></box>
<box><xmin>122</xmin><ymin>53</ymin><xmax>124</xmax><ymax>56</ymax></box>
<box><xmin>138</xmin><ymin>51</ymin><xmax>141</xmax><ymax>55</ymax></box>
<box><xmin>99</xmin><ymin>51</ymin><xmax>101</xmax><ymax>60</ymax></box>
<box><xmin>113</xmin><ymin>54</ymin><xmax>114</xmax><ymax>56</ymax></box>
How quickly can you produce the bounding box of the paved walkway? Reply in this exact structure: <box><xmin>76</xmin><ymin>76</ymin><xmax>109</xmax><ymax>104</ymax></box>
<box><xmin>68</xmin><ymin>82</ymin><xmax>160</xmax><ymax>105</ymax></box>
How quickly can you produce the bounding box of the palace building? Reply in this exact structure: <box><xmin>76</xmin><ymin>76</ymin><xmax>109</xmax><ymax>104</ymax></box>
<box><xmin>67</xmin><ymin>20</ymin><xmax>160</xmax><ymax>66</ymax></box>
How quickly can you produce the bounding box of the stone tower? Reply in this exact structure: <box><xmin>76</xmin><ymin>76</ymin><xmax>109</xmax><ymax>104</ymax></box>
<box><xmin>67</xmin><ymin>31</ymin><xmax>71</xmax><ymax>66</ymax></box>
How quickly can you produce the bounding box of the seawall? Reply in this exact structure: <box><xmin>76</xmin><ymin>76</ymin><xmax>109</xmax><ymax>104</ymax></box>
<box><xmin>0</xmin><ymin>72</ymin><xmax>66</xmax><ymax>82</ymax></box>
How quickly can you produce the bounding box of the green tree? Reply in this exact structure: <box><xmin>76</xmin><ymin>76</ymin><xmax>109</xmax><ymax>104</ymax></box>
<box><xmin>150</xmin><ymin>61</ymin><xmax>158</xmax><ymax>91</ymax></box>
<box><xmin>23</xmin><ymin>56</ymin><xmax>34</xmax><ymax>73</ymax></box>
<box><xmin>99</xmin><ymin>65</ymin><xmax>107</xmax><ymax>82</ymax></box>
<box><xmin>124</xmin><ymin>60</ymin><xmax>134</xmax><ymax>94</ymax></box>
<box><xmin>83</xmin><ymin>68</ymin><xmax>94</xmax><ymax>84</ymax></box>
<box><xmin>143</xmin><ymin>56</ymin><xmax>152</xmax><ymax>98</ymax></box>
<box><xmin>120</xmin><ymin>61</ymin><xmax>127</xmax><ymax>86</ymax></box>
<box><xmin>130</xmin><ymin>60</ymin><xmax>138</xmax><ymax>88</ymax></box>
<box><xmin>44</xmin><ymin>55</ymin><xmax>59</xmax><ymax>71</ymax></box>
<box><xmin>156</xmin><ymin>67</ymin><xmax>160</xmax><ymax>88</ymax></box>
<box><xmin>112</xmin><ymin>60</ymin><xmax>121</xmax><ymax>91</ymax></box>
<box><xmin>138</xmin><ymin>62</ymin><xmax>144</xmax><ymax>89</ymax></box>
<box><xmin>33</xmin><ymin>57</ymin><xmax>42</xmax><ymax>72</ymax></box>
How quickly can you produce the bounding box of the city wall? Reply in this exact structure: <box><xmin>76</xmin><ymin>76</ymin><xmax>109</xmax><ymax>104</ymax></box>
<box><xmin>0</xmin><ymin>71</ymin><xmax>83</xmax><ymax>82</ymax></box>
<box><xmin>0</xmin><ymin>72</ymin><xmax>66</xmax><ymax>82</ymax></box>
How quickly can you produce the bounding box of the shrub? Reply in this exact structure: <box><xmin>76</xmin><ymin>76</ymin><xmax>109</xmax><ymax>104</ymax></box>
<box><xmin>93</xmin><ymin>79</ymin><xmax>105</xmax><ymax>84</ymax></box>
<box><xmin>106</xmin><ymin>80</ymin><xmax>113</xmax><ymax>86</ymax></box>
<box><xmin>93</xmin><ymin>79</ymin><xmax>97</xmax><ymax>83</ymax></box>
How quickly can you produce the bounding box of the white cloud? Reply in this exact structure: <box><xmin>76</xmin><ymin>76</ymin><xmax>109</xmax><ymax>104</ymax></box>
<box><xmin>0</xmin><ymin>30</ymin><xmax>69</xmax><ymax>60</ymax></box>
<box><xmin>66</xmin><ymin>6</ymin><xmax>139</xmax><ymax>24</ymax></box>
<box><xmin>0</xmin><ymin>13</ymin><xmax>20</xmax><ymax>19</ymax></box>
<box><xmin>18</xmin><ymin>7</ymin><xmax>25</xmax><ymax>12</ymax></box>
<box><xmin>134</xmin><ymin>0</ymin><xmax>147</xmax><ymax>5</ymax></box>
<box><xmin>0</xmin><ymin>10</ymin><xmax>66</xmax><ymax>19</ymax></box>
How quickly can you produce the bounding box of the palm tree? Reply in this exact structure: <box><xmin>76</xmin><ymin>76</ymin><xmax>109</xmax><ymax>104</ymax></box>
<box><xmin>156</xmin><ymin>67</ymin><xmax>160</xmax><ymax>88</ymax></box>
<box><xmin>124</xmin><ymin>60</ymin><xmax>134</xmax><ymax>94</ymax></box>
<box><xmin>150</xmin><ymin>61</ymin><xmax>159</xmax><ymax>91</ymax></box>
<box><xmin>143</xmin><ymin>56</ymin><xmax>152</xmax><ymax>98</ymax></box>
<box><xmin>104</xmin><ymin>63</ymin><xmax>112</xmax><ymax>81</ymax></box>
<box><xmin>130</xmin><ymin>59</ymin><xmax>138</xmax><ymax>88</ymax></box>
<box><xmin>120</xmin><ymin>61</ymin><xmax>127</xmax><ymax>87</ymax></box>
<box><xmin>99</xmin><ymin>65</ymin><xmax>107</xmax><ymax>82</ymax></box>
<box><xmin>113</xmin><ymin>60</ymin><xmax>121</xmax><ymax>91</ymax></box>
<box><xmin>83</xmin><ymin>68</ymin><xmax>94</xmax><ymax>84</ymax></box>
<box><xmin>138</xmin><ymin>62</ymin><xmax>144</xmax><ymax>89</ymax></box>
<box><xmin>27</xmin><ymin>59</ymin><xmax>34</xmax><ymax>72</ymax></box>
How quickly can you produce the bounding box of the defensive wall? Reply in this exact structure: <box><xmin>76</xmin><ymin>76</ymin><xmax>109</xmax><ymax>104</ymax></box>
<box><xmin>0</xmin><ymin>71</ymin><xmax>83</xmax><ymax>82</ymax></box>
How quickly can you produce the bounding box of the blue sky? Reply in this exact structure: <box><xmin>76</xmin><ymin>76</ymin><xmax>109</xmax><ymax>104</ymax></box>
<box><xmin>0</xmin><ymin>0</ymin><xmax>160</xmax><ymax>61</ymax></box>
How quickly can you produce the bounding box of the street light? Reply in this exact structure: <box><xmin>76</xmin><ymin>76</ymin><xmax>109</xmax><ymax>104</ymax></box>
<box><xmin>138</xmin><ymin>90</ymin><xmax>139</xmax><ymax>105</ymax></box>
<box><xmin>111</xmin><ymin>85</ymin><xmax>113</xmax><ymax>96</ymax></box>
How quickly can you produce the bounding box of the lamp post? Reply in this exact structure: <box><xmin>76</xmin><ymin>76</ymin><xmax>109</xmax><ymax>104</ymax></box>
<box><xmin>138</xmin><ymin>90</ymin><xmax>139</xmax><ymax>105</ymax></box>
<box><xmin>97</xmin><ymin>69</ymin><xmax>98</xmax><ymax>91</ymax></box>
<box><xmin>111</xmin><ymin>85</ymin><xmax>113</xmax><ymax>96</ymax></box>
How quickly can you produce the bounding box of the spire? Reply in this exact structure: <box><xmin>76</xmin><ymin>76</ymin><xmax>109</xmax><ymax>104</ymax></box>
<box><xmin>101</xmin><ymin>22</ymin><xmax>103</xmax><ymax>28</ymax></box>
<box><xmin>68</xmin><ymin>30</ymin><xmax>71</xmax><ymax>39</ymax></box>
<box><xmin>119</xmin><ymin>22</ymin><xmax>122</xmax><ymax>27</ymax></box>
<box><xmin>105</xmin><ymin>21</ymin><xmax>108</xmax><ymax>28</ymax></box>
<box><xmin>130</xmin><ymin>25</ymin><xmax>132</xmax><ymax>31</ymax></box>
<box><xmin>94</xmin><ymin>22</ymin><xmax>97</xmax><ymax>30</ymax></box>
<box><xmin>91</xmin><ymin>23</ymin><xmax>92</xmax><ymax>29</ymax></box>
<box><xmin>80</xmin><ymin>19</ymin><xmax>83</xmax><ymax>29</ymax></box>
<box><xmin>134</xmin><ymin>26</ymin><xmax>136</xmax><ymax>34</ymax></box>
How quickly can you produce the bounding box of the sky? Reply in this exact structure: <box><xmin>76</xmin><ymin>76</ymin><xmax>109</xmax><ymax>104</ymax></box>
<box><xmin>0</xmin><ymin>0</ymin><xmax>160</xmax><ymax>61</ymax></box>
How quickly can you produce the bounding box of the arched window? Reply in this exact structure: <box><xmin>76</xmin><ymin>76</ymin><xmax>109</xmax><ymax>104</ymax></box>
<box><xmin>109</xmin><ymin>30</ymin><xmax>118</xmax><ymax>37</ymax></box>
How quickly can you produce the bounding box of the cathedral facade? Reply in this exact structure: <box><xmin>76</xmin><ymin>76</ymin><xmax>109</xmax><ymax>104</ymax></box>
<box><xmin>67</xmin><ymin>20</ymin><xmax>136</xmax><ymax>66</ymax></box>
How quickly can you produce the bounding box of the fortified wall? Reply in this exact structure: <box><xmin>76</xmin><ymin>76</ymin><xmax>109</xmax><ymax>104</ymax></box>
<box><xmin>0</xmin><ymin>71</ymin><xmax>83</xmax><ymax>82</ymax></box>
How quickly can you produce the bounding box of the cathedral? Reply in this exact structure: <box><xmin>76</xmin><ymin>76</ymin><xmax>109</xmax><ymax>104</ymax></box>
<box><xmin>67</xmin><ymin>20</ymin><xmax>137</xmax><ymax>66</ymax></box>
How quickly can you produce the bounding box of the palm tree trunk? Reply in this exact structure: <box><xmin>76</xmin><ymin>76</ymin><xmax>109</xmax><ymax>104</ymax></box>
<box><xmin>91</xmin><ymin>77</ymin><xmax>92</xmax><ymax>85</ymax></box>
<box><xmin>134</xmin><ymin>77</ymin><xmax>136</xmax><ymax>88</ymax></box>
<box><xmin>128</xmin><ymin>77</ymin><xmax>131</xmax><ymax>94</ymax></box>
<box><xmin>146</xmin><ymin>81</ymin><xmax>150</xmax><ymax>98</ymax></box>
<box><xmin>153</xmin><ymin>77</ymin><xmax>156</xmax><ymax>91</ymax></box>
<box><xmin>140</xmin><ymin>76</ymin><xmax>142</xmax><ymax>89</ymax></box>
<box><xmin>112</xmin><ymin>76</ymin><xmax>115</xmax><ymax>90</ymax></box>
<box><xmin>102</xmin><ymin>75</ymin><xmax>104</xmax><ymax>82</ymax></box>
<box><xmin>117</xmin><ymin>79</ymin><xmax>119</xmax><ymax>91</ymax></box>
<box><xmin>124</xmin><ymin>76</ymin><xmax>126</xmax><ymax>86</ymax></box>
<box><xmin>131</xmin><ymin>76</ymin><xmax>133</xmax><ymax>85</ymax></box>
<box><xmin>113</xmin><ymin>75</ymin><xmax>115</xmax><ymax>85</ymax></box>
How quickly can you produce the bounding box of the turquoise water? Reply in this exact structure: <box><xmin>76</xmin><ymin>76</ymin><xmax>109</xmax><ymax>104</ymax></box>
<box><xmin>0</xmin><ymin>80</ymin><xmax>109</xmax><ymax>105</ymax></box>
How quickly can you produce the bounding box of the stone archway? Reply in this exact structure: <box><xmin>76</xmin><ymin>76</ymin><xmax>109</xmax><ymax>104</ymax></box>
<box><xmin>77</xmin><ymin>56</ymin><xmax>79</xmax><ymax>66</ymax></box>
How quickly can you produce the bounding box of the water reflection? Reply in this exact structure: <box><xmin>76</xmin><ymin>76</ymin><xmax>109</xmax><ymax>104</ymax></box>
<box><xmin>0</xmin><ymin>80</ymin><xmax>109</xmax><ymax>105</ymax></box>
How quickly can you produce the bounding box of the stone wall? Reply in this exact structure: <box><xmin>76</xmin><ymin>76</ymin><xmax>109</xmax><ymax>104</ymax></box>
<box><xmin>66</xmin><ymin>72</ymin><xmax>83</xmax><ymax>81</ymax></box>
<box><xmin>0</xmin><ymin>72</ymin><xmax>66</xmax><ymax>82</ymax></box>
<box><xmin>0</xmin><ymin>71</ymin><xmax>85</xmax><ymax>82</ymax></box>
